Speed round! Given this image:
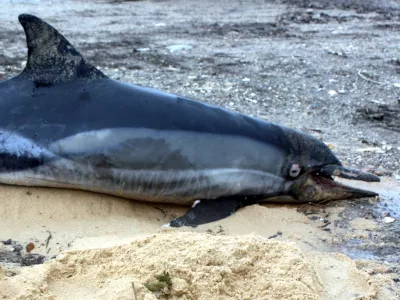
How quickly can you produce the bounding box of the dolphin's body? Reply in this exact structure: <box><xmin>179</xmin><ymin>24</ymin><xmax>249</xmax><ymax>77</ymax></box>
<box><xmin>0</xmin><ymin>14</ymin><xmax>379</xmax><ymax>227</ymax></box>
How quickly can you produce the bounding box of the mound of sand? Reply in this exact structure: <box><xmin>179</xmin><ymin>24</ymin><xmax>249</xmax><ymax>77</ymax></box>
<box><xmin>0</xmin><ymin>231</ymin><xmax>387</xmax><ymax>300</ymax></box>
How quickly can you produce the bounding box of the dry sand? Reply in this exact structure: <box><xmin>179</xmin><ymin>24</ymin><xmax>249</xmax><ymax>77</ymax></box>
<box><xmin>0</xmin><ymin>232</ymin><xmax>389</xmax><ymax>300</ymax></box>
<box><xmin>0</xmin><ymin>185</ymin><xmax>399</xmax><ymax>300</ymax></box>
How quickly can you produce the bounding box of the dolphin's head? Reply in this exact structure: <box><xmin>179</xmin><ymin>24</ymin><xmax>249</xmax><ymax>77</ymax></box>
<box><xmin>279</xmin><ymin>127</ymin><xmax>379</xmax><ymax>202</ymax></box>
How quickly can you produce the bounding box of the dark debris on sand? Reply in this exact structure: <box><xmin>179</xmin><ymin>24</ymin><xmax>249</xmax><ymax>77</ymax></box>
<box><xmin>0</xmin><ymin>239</ymin><xmax>46</xmax><ymax>266</ymax></box>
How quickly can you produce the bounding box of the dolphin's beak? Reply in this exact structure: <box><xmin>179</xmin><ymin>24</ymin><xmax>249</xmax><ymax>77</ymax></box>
<box><xmin>288</xmin><ymin>165</ymin><xmax>379</xmax><ymax>203</ymax></box>
<box><xmin>319</xmin><ymin>164</ymin><xmax>381</xmax><ymax>182</ymax></box>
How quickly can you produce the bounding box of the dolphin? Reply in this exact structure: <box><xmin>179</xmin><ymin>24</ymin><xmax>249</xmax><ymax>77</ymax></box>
<box><xmin>0</xmin><ymin>14</ymin><xmax>380</xmax><ymax>227</ymax></box>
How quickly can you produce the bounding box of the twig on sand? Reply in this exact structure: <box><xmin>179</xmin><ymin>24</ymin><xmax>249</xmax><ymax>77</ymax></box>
<box><xmin>131</xmin><ymin>282</ymin><xmax>138</xmax><ymax>300</ymax></box>
<box><xmin>357</xmin><ymin>70</ymin><xmax>385</xmax><ymax>85</ymax></box>
<box><xmin>45</xmin><ymin>231</ymin><xmax>52</xmax><ymax>248</ymax></box>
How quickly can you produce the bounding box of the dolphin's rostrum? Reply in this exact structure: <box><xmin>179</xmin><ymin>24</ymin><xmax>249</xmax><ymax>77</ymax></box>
<box><xmin>0</xmin><ymin>14</ymin><xmax>380</xmax><ymax>227</ymax></box>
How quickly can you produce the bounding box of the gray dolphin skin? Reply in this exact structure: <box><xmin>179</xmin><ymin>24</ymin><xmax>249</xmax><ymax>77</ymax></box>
<box><xmin>0</xmin><ymin>14</ymin><xmax>380</xmax><ymax>227</ymax></box>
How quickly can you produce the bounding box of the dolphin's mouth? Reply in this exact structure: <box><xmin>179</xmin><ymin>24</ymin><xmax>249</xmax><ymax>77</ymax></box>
<box><xmin>319</xmin><ymin>164</ymin><xmax>381</xmax><ymax>183</ymax></box>
<box><xmin>289</xmin><ymin>164</ymin><xmax>380</xmax><ymax>203</ymax></box>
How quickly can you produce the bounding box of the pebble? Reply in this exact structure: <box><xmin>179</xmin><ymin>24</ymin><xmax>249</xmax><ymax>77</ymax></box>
<box><xmin>383</xmin><ymin>217</ymin><xmax>396</xmax><ymax>223</ymax></box>
<box><xmin>328</xmin><ymin>90</ymin><xmax>337</xmax><ymax>96</ymax></box>
<box><xmin>166</xmin><ymin>44</ymin><xmax>192</xmax><ymax>53</ymax></box>
<box><xmin>135</xmin><ymin>48</ymin><xmax>151</xmax><ymax>53</ymax></box>
<box><xmin>171</xmin><ymin>278</ymin><xmax>189</xmax><ymax>296</ymax></box>
<box><xmin>382</xmin><ymin>145</ymin><xmax>392</xmax><ymax>151</ymax></box>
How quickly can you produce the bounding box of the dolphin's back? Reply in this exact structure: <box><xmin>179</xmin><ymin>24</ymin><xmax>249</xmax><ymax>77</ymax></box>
<box><xmin>0</xmin><ymin>77</ymin><xmax>289</xmax><ymax>148</ymax></box>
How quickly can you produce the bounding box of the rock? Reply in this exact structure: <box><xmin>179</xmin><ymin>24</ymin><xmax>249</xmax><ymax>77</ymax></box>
<box><xmin>327</xmin><ymin>50</ymin><xmax>347</xmax><ymax>57</ymax></box>
<box><xmin>382</xmin><ymin>145</ymin><xmax>392</xmax><ymax>151</ymax></box>
<box><xmin>328</xmin><ymin>90</ymin><xmax>338</xmax><ymax>96</ymax></box>
<box><xmin>166</xmin><ymin>44</ymin><xmax>192</xmax><ymax>53</ymax></box>
<box><xmin>135</xmin><ymin>48</ymin><xmax>151</xmax><ymax>53</ymax></box>
<box><xmin>171</xmin><ymin>278</ymin><xmax>189</xmax><ymax>296</ymax></box>
<box><xmin>2</xmin><ymin>239</ymin><xmax>12</xmax><ymax>245</ymax></box>
<box><xmin>26</xmin><ymin>242</ymin><xmax>35</xmax><ymax>253</ymax></box>
<box><xmin>383</xmin><ymin>217</ymin><xmax>396</xmax><ymax>223</ymax></box>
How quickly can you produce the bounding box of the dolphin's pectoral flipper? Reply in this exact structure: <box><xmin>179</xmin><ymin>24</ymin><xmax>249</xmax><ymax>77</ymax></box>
<box><xmin>168</xmin><ymin>198</ymin><xmax>243</xmax><ymax>228</ymax></box>
<box><xmin>168</xmin><ymin>195</ymin><xmax>271</xmax><ymax>227</ymax></box>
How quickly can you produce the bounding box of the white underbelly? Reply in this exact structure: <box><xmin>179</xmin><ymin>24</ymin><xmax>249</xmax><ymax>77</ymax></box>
<box><xmin>0</xmin><ymin>158</ymin><xmax>287</xmax><ymax>205</ymax></box>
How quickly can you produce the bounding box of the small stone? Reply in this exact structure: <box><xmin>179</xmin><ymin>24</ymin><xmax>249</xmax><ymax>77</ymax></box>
<box><xmin>326</xmin><ymin>143</ymin><xmax>335</xmax><ymax>150</ymax></box>
<box><xmin>383</xmin><ymin>217</ymin><xmax>396</xmax><ymax>223</ymax></box>
<box><xmin>2</xmin><ymin>239</ymin><xmax>12</xmax><ymax>245</ymax></box>
<box><xmin>171</xmin><ymin>278</ymin><xmax>189</xmax><ymax>296</ymax></box>
<box><xmin>242</xmin><ymin>78</ymin><xmax>250</xmax><ymax>82</ymax></box>
<box><xmin>393</xmin><ymin>83</ymin><xmax>400</xmax><ymax>88</ymax></box>
<box><xmin>135</xmin><ymin>48</ymin><xmax>150</xmax><ymax>52</ymax></box>
<box><xmin>382</xmin><ymin>145</ymin><xmax>392</xmax><ymax>151</ymax></box>
<box><xmin>166</xmin><ymin>44</ymin><xmax>192</xmax><ymax>53</ymax></box>
<box><xmin>328</xmin><ymin>90</ymin><xmax>337</xmax><ymax>96</ymax></box>
<box><xmin>26</xmin><ymin>242</ymin><xmax>35</xmax><ymax>253</ymax></box>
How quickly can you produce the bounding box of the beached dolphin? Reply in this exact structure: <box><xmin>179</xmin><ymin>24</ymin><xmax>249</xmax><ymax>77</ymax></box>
<box><xmin>0</xmin><ymin>14</ymin><xmax>380</xmax><ymax>227</ymax></box>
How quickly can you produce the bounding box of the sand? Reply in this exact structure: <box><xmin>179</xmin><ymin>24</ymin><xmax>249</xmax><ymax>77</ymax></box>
<box><xmin>0</xmin><ymin>232</ymin><xmax>383</xmax><ymax>300</ymax></box>
<box><xmin>0</xmin><ymin>185</ymin><xmax>399</xmax><ymax>300</ymax></box>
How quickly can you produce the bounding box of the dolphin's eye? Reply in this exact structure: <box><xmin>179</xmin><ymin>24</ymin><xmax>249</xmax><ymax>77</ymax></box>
<box><xmin>289</xmin><ymin>164</ymin><xmax>301</xmax><ymax>178</ymax></box>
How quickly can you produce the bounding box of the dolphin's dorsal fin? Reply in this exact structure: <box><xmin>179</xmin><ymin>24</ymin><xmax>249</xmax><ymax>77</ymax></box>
<box><xmin>18</xmin><ymin>14</ymin><xmax>107</xmax><ymax>85</ymax></box>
